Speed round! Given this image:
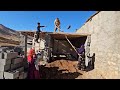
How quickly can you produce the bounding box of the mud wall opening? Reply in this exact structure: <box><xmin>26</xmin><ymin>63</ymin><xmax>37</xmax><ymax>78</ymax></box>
<box><xmin>51</xmin><ymin>36</ymin><xmax>87</xmax><ymax>60</ymax></box>
<box><xmin>40</xmin><ymin>35</ymin><xmax>88</xmax><ymax>79</ymax></box>
<box><xmin>70</xmin><ymin>36</ymin><xmax>87</xmax><ymax>48</ymax></box>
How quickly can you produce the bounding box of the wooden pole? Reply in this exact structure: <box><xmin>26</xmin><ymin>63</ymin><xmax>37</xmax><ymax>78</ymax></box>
<box><xmin>24</xmin><ymin>34</ymin><xmax>27</xmax><ymax>61</ymax></box>
<box><xmin>65</xmin><ymin>35</ymin><xmax>82</xmax><ymax>58</ymax></box>
<box><xmin>65</xmin><ymin>35</ymin><xmax>77</xmax><ymax>53</ymax></box>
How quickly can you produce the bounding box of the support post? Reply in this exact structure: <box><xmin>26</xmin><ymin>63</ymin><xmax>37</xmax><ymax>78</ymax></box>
<box><xmin>24</xmin><ymin>34</ymin><xmax>27</xmax><ymax>61</ymax></box>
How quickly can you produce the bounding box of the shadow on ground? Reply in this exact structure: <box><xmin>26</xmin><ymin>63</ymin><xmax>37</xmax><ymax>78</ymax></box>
<box><xmin>39</xmin><ymin>65</ymin><xmax>82</xmax><ymax>79</ymax></box>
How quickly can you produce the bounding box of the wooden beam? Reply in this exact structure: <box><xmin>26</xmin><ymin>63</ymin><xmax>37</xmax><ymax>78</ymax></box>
<box><xmin>65</xmin><ymin>35</ymin><xmax>82</xmax><ymax>58</ymax></box>
<box><xmin>24</xmin><ymin>34</ymin><xmax>27</xmax><ymax>61</ymax></box>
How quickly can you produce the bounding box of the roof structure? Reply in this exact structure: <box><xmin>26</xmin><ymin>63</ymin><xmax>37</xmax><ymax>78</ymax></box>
<box><xmin>20</xmin><ymin>31</ymin><xmax>48</xmax><ymax>37</ymax></box>
<box><xmin>20</xmin><ymin>31</ymin><xmax>90</xmax><ymax>40</ymax></box>
<box><xmin>85</xmin><ymin>11</ymin><xmax>100</xmax><ymax>23</ymax></box>
<box><xmin>49</xmin><ymin>32</ymin><xmax>90</xmax><ymax>40</ymax></box>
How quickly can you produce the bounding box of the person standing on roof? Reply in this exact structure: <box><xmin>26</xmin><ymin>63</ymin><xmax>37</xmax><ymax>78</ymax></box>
<box><xmin>54</xmin><ymin>18</ymin><xmax>61</xmax><ymax>32</ymax></box>
<box><xmin>35</xmin><ymin>22</ymin><xmax>45</xmax><ymax>43</ymax></box>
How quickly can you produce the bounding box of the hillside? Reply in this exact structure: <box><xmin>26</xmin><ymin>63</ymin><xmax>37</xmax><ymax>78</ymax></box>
<box><xmin>0</xmin><ymin>24</ymin><xmax>20</xmax><ymax>46</ymax></box>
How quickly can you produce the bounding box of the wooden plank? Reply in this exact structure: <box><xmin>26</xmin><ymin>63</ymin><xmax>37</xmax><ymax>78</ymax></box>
<box><xmin>50</xmin><ymin>34</ymin><xmax>89</xmax><ymax>40</ymax></box>
<box><xmin>65</xmin><ymin>36</ymin><xmax>78</xmax><ymax>54</ymax></box>
<box><xmin>65</xmin><ymin>35</ymin><xmax>82</xmax><ymax>58</ymax></box>
<box><xmin>24</xmin><ymin>35</ymin><xmax>27</xmax><ymax>61</ymax></box>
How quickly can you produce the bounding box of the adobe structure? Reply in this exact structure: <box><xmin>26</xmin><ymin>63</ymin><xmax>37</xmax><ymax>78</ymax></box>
<box><xmin>76</xmin><ymin>11</ymin><xmax>120</xmax><ymax>79</ymax></box>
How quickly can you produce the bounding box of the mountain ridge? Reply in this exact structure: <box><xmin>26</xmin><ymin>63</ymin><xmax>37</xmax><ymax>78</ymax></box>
<box><xmin>0</xmin><ymin>24</ymin><xmax>20</xmax><ymax>46</ymax></box>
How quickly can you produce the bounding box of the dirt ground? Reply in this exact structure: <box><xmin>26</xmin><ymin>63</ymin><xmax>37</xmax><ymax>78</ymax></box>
<box><xmin>39</xmin><ymin>59</ymin><xmax>85</xmax><ymax>79</ymax></box>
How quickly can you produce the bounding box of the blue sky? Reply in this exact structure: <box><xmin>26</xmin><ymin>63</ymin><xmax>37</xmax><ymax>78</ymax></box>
<box><xmin>0</xmin><ymin>11</ymin><xmax>96</xmax><ymax>33</ymax></box>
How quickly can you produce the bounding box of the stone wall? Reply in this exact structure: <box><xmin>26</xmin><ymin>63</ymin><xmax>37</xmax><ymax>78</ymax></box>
<box><xmin>76</xmin><ymin>11</ymin><xmax>120</xmax><ymax>79</ymax></box>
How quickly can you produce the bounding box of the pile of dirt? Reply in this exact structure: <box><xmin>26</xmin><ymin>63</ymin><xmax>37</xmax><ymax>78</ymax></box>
<box><xmin>39</xmin><ymin>59</ymin><xmax>83</xmax><ymax>79</ymax></box>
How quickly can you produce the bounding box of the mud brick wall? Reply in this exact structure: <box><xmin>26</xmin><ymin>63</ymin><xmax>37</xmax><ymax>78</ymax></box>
<box><xmin>76</xmin><ymin>11</ymin><xmax>120</xmax><ymax>79</ymax></box>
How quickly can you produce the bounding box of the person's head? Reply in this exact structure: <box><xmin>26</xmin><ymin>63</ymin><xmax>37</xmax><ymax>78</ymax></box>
<box><xmin>38</xmin><ymin>22</ymin><xmax>40</xmax><ymax>26</ymax></box>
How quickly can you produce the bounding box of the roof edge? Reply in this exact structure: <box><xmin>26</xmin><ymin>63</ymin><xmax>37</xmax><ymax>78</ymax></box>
<box><xmin>85</xmin><ymin>11</ymin><xmax>101</xmax><ymax>23</ymax></box>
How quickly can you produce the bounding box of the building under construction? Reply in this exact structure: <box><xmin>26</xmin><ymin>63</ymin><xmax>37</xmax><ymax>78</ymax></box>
<box><xmin>1</xmin><ymin>11</ymin><xmax>120</xmax><ymax>79</ymax></box>
<box><xmin>20</xmin><ymin>11</ymin><xmax>120</xmax><ymax>79</ymax></box>
<box><xmin>20</xmin><ymin>31</ymin><xmax>92</xmax><ymax>66</ymax></box>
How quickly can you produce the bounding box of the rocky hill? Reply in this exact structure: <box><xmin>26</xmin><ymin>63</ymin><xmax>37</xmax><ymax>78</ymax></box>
<box><xmin>0</xmin><ymin>24</ymin><xmax>20</xmax><ymax>46</ymax></box>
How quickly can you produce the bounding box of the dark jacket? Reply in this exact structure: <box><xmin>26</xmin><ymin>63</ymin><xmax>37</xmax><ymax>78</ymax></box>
<box><xmin>77</xmin><ymin>45</ymin><xmax>85</xmax><ymax>54</ymax></box>
<box><xmin>37</xmin><ymin>26</ymin><xmax>45</xmax><ymax>32</ymax></box>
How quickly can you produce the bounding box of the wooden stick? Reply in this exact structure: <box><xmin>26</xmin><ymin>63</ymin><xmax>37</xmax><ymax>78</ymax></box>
<box><xmin>65</xmin><ymin>35</ymin><xmax>82</xmax><ymax>58</ymax></box>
